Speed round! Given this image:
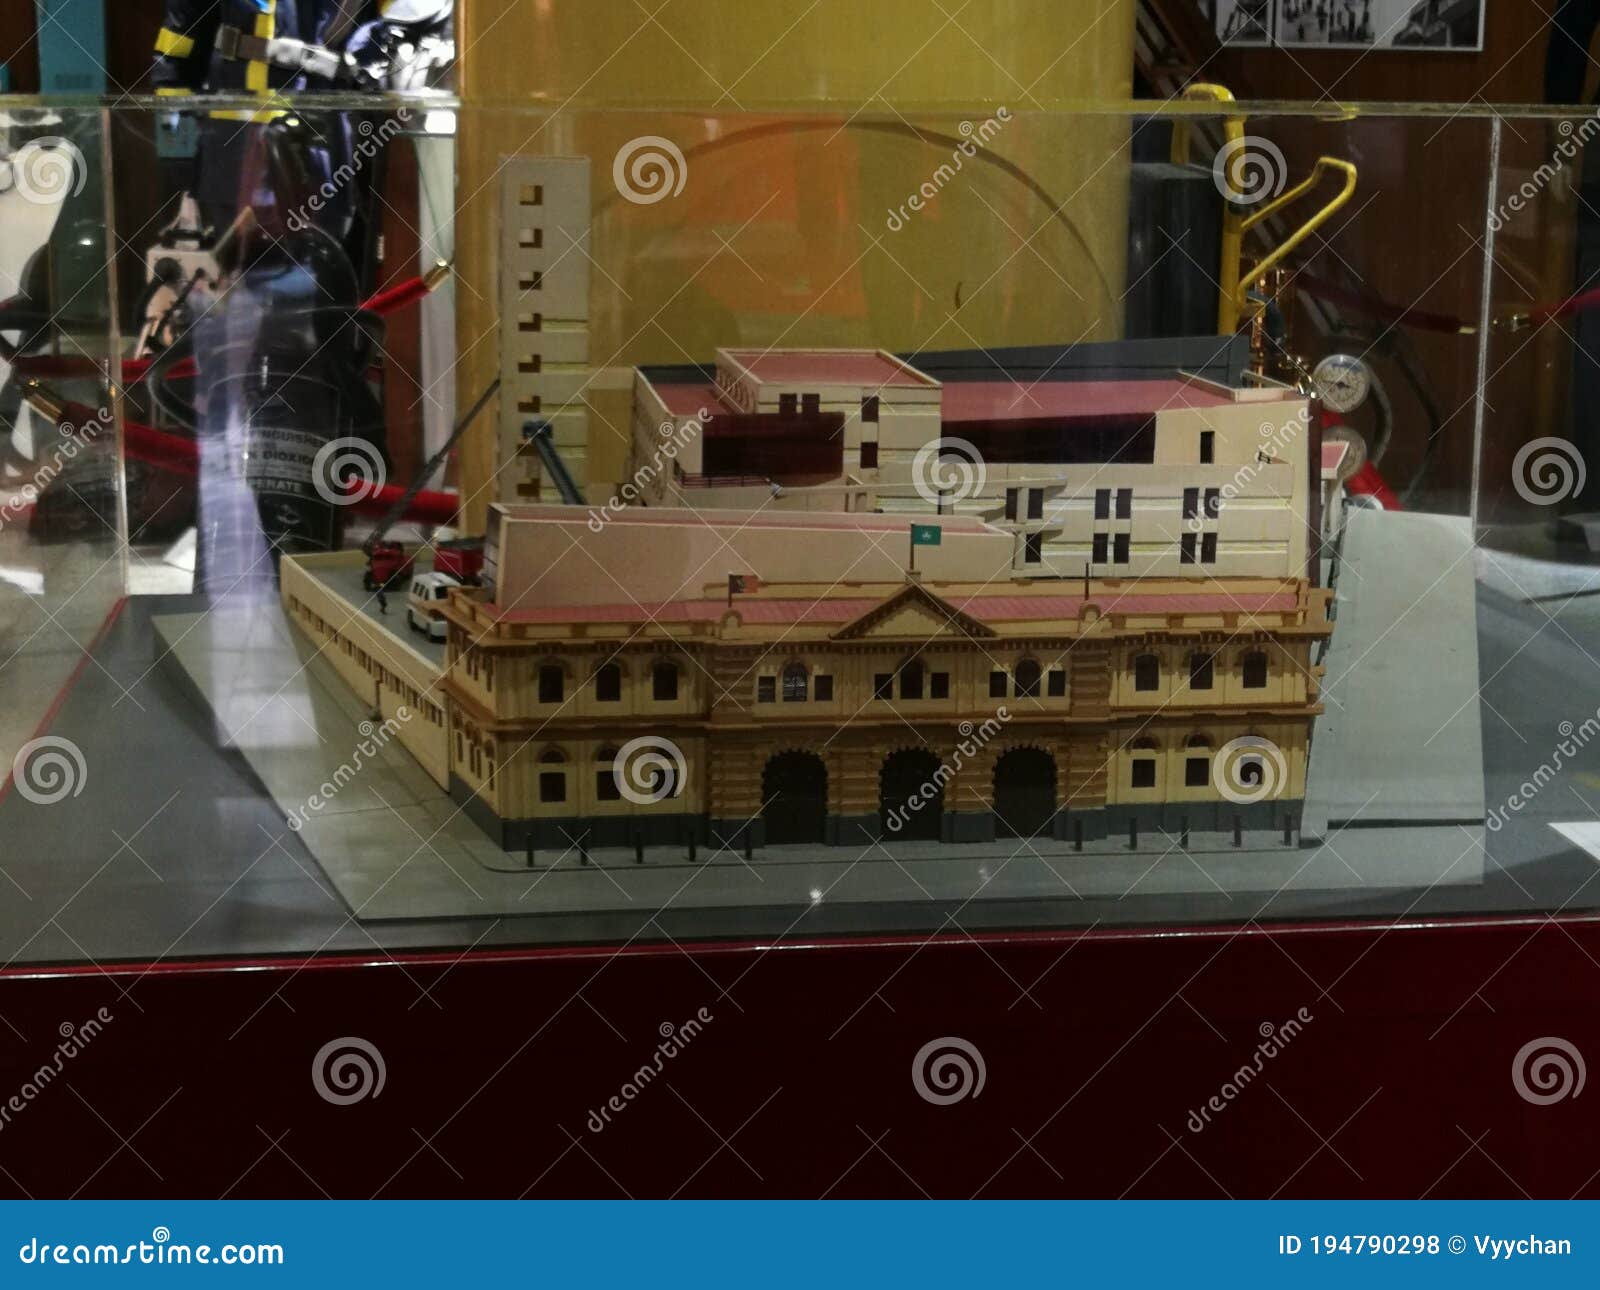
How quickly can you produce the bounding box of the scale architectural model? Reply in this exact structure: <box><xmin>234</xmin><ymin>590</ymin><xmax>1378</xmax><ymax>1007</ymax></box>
<box><xmin>281</xmin><ymin>347</ymin><xmax>1333</xmax><ymax>859</ymax></box>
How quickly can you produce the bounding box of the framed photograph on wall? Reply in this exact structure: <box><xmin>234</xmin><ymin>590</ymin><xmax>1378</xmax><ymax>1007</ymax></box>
<box><xmin>1207</xmin><ymin>0</ymin><xmax>1275</xmax><ymax>47</ymax></box>
<box><xmin>1274</xmin><ymin>0</ymin><xmax>1486</xmax><ymax>51</ymax></box>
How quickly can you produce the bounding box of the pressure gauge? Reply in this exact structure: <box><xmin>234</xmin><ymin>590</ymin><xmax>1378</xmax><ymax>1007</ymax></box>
<box><xmin>1312</xmin><ymin>354</ymin><xmax>1372</xmax><ymax>415</ymax></box>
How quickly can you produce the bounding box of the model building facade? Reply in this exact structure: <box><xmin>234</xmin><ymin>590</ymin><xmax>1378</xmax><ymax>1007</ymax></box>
<box><xmin>439</xmin><ymin>505</ymin><xmax>1330</xmax><ymax>852</ymax></box>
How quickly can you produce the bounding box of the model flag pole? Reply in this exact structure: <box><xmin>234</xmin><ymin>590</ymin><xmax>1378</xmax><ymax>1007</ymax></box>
<box><xmin>727</xmin><ymin>573</ymin><xmax>761</xmax><ymax>606</ymax></box>
<box><xmin>909</xmin><ymin>522</ymin><xmax>941</xmax><ymax>574</ymax></box>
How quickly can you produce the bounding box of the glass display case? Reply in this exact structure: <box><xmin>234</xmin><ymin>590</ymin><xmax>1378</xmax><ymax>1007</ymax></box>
<box><xmin>0</xmin><ymin>94</ymin><xmax>1590</xmax><ymax>964</ymax></box>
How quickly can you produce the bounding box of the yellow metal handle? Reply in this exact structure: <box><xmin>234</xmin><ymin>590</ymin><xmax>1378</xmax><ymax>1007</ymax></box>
<box><xmin>1225</xmin><ymin>157</ymin><xmax>1359</xmax><ymax>332</ymax></box>
<box><xmin>1170</xmin><ymin>82</ymin><xmax>1243</xmax><ymax>165</ymax></box>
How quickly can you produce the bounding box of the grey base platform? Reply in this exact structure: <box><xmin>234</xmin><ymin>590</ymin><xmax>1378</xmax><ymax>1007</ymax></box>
<box><xmin>150</xmin><ymin>555</ymin><xmax>1487</xmax><ymax>924</ymax></box>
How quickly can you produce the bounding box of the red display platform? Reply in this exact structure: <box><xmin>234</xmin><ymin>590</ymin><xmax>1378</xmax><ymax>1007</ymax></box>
<box><xmin>0</xmin><ymin>914</ymin><xmax>1592</xmax><ymax>1198</ymax></box>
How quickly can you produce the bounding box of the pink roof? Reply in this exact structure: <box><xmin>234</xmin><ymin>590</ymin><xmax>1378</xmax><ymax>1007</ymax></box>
<box><xmin>940</xmin><ymin>379</ymin><xmax>1232</xmax><ymax>424</ymax></box>
<box><xmin>524</xmin><ymin>508</ymin><xmax>992</xmax><ymax>534</ymax></box>
<box><xmin>657</xmin><ymin>383</ymin><xmax>732</xmax><ymax>417</ymax></box>
<box><xmin>487</xmin><ymin>587</ymin><xmax>1299</xmax><ymax>627</ymax></box>
<box><xmin>1321</xmin><ymin>440</ymin><xmax>1352</xmax><ymax>475</ymax></box>
<box><xmin>723</xmin><ymin>350</ymin><xmax>932</xmax><ymax>389</ymax></box>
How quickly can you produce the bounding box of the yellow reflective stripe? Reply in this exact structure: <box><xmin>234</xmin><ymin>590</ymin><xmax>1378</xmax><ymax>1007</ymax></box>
<box><xmin>155</xmin><ymin>86</ymin><xmax>192</xmax><ymax>97</ymax></box>
<box><xmin>208</xmin><ymin>108</ymin><xmax>290</xmax><ymax>123</ymax></box>
<box><xmin>153</xmin><ymin>27</ymin><xmax>195</xmax><ymax>58</ymax></box>
<box><xmin>245</xmin><ymin>0</ymin><xmax>276</xmax><ymax>93</ymax></box>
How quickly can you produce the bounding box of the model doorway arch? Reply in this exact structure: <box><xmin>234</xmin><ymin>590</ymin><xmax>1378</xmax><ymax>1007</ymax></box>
<box><xmin>880</xmin><ymin>748</ymin><xmax>943</xmax><ymax>841</ymax></box>
<box><xmin>762</xmin><ymin>751</ymin><xmax>828</xmax><ymax>845</ymax></box>
<box><xmin>993</xmin><ymin>747</ymin><xmax>1057</xmax><ymax>838</ymax></box>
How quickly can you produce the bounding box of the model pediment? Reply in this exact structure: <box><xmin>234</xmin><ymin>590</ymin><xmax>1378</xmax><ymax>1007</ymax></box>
<box><xmin>832</xmin><ymin>584</ymin><xmax>995</xmax><ymax>641</ymax></box>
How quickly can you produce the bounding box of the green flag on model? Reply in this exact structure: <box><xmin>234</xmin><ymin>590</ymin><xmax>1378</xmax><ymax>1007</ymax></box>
<box><xmin>910</xmin><ymin>524</ymin><xmax>942</xmax><ymax>547</ymax></box>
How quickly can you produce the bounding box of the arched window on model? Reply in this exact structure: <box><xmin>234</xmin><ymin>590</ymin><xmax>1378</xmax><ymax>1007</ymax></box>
<box><xmin>1134</xmin><ymin>653</ymin><xmax>1160</xmax><ymax>693</ymax></box>
<box><xmin>1242</xmin><ymin>650</ymin><xmax>1270</xmax><ymax>690</ymax></box>
<box><xmin>1129</xmin><ymin>737</ymin><xmax>1159</xmax><ymax>790</ymax></box>
<box><xmin>652</xmin><ymin>659</ymin><xmax>680</xmax><ymax>702</ymax></box>
<box><xmin>1014</xmin><ymin>658</ymin><xmax>1041</xmax><ymax>699</ymax></box>
<box><xmin>594</xmin><ymin>661</ymin><xmax>623</xmax><ymax>702</ymax></box>
<box><xmin>1184</xmin><ymin>735</ymin><xmax>1212</xmax><ymax>788</ymax></box>
<box><xmin>782</xmin><ymin>661</ymin><xmax>809</xmax><ymax>702</ymax></box>
<box><xmin>538</xmin><ymin>750</ymin><xmax>568</xmax><ymax>804</ymax></box>
<box><xmin>595</xmin><ymin>746</ymin><xmax>621</xmax><ymax>801</ymax></box>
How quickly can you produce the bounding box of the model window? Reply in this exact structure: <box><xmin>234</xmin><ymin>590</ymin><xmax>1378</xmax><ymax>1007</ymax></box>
<box><xmin>1189</xmin><ymin>652</ymin><xmax>1215</xmax><ymax>691</ymax></box>
<box><xmin>1242</xmin><ymin>651</ymin><xmax>1269</xmax><ymax>689</ymax></box>
<box><xmin>802</xmin><ymin>393</ymin><xmax>821</xmax><ymax>415</ymax></box>
<box><xmin>538</xmin><ymin>664</ymin><xmax>564</xmax><ymax>704</ymax></box>
<box><xmin>1092</xmin><ymin>533</ymin><xmax>1109</xmax><ymax>564</ymax></box>
<box><xmin>874</xmin><ymin>673</ymin><xmax>894</xmax><ymax>700</ymax></box>
<box><xmin>1005</xmin><ymin>488</ymin><xmax>1019</xmax><ymax>520</ymax></box>
<box><xmin>1204</xmin><ymin>488</ymin><xmax>1220</xmax><ymax>519</ymax></box>
<box><xmin>1014</xmin><ymin>659</ymin><xmax>1041</xmax><ymax>699</ymax></box>
<box><xmin>899</xmin><ymin>661</ymin><xmax>925</xmax><ymax>700</ymax></box>
<box><xmin>1113</xmin><ymin>533</ymin><xmax>1130</xmax><ymax>564</ymax></box>
<box><xmin>1024</xmin><ymin>533</ymin><xmax>1043</xmax><ymax>565</ymax></box>
<box><xmin>1094</xmin><ymin>489</ymin><xmax>1110</xmax><ymax>520</ymax></box>
<box><xmin>1116</xmin><ymin>488</ymin><xmax>1132</xmax><ymax>520</ymax></box>
<box><xmin>989</xmin><ymin>670</ymin><xmax>1008</xmax><ymax>699</ymax></box>
<box><xmin>930</xmin><ymin>672</ymin><xmax>950</xmax><ymax>700</ymax></box>
<box><xmin>1130</xmin><ymin>739</ymin><xmax>1158</xmax><ymax>790</ymax></box>
<box><xmin>860</xmin><ymin>441</ymin><xmax>879</xmax><ymax>469</ymax></box>
<box><xmin>779</xmin><ymin>393</ymin><xmax>798</xmax><ymax>417</ymax></box>
<box><xmin>757</xmin><ymin>676</ymin><xmax>776</xmax><ymax>703</ymax></box>
<box><xmin>595</xmin><ymin>662</ymin><xmax>622</xmax><ymax>702</ymax></box>
<box><xmin>782</xmin><ymin>662</ymin><xmax>809</xmax><ymax>702</ymax></box>
<box><xmin>1134</xmin><ymin>653</ymin><xmax>1160</xmax><ymax>692</ymax></box>
<box><xmin>1047</xmin><ymin>669</ymin><xmax>1066</xmax><ymax>697</ymax></box>
<box><xmin>1027</xmin><ymin>488</ymin><xmax>1044</xmax><ymax>520</ymax></box>
<box><xmin>1200</xmin><ymin>430</ymin><xmax>1215</xmax><ymax>464</ymax></box>
<box><xmin>595</xmin><ymin>747</ymin><xmax>621</xmax><ymax>802</ymax></box>
<box><xmin>814</xmin><ymin>674</ymin><xmax>834</xmax><ymax>701</ymax></box>
<box><xmin>862</xmin><ymin>395</ymin><xmax>880</xmax><ymax>423</ymax></box>
<box><xmin>539</xmin><ymin>750</ymin><xmax>566</xmax><ymax>803</ymax></box>
<box><xmin>652</xmin><ymin>661</ymin><xmax>679</xmax><ymax>702</ymax></box>
<box><xmin>1184</xmin><ymin>736</ymin><xmax>1211</xmax><ymax>788</ymax></box>
<box><xmin>1201</xmin><ymin>533</ymin><xmax>1218</xmax><ymax>564</ymax></box>
<box><xmin>1182</xmin><ymin>487</ymin><xmax>1199</xmax><ymax>520</ymax></box>
<box><xmin>1180</xmin><ymin>532</ymin><xmax>1197</xmax><ymax>565</ymax></box>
